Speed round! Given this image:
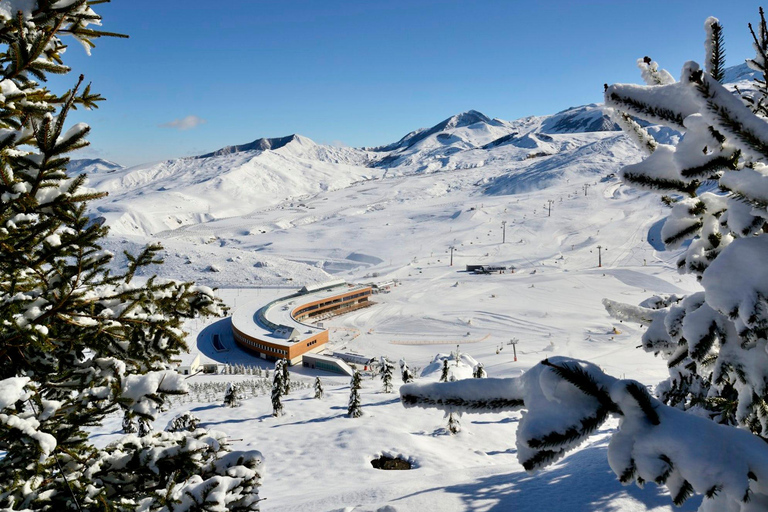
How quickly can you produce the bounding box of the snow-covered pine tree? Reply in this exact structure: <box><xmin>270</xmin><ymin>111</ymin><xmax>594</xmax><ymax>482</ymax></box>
<box><xmin>381</xmin><ymin>356</ymin><xmax>394</xmax><ymax>393</ymax></box>
<box><xmin>137</xmin><ymin>418</ymin><xmax>153</xmax><ymax>437</ymax></box>
<box><xmin>446</xmin><ymin>411</ymin><xmax>461</xmax><ymax>434</ymax></box>
<box><xmin>473</xmin><ymin>362</ymin><xmax>487</xmax><ymax>378</ymax></box>
<box><xmin>314</xmin><ymin>377</ymin><xmax>324</xmax><ymax>399</ymax></box>
<box><xmin>272</xmin><ymin>360</ymin><xmax>284</xmax><ymax>416</ymax></box>
<box><xmin>440</xmin><ymin>359</ymin><xmax>450</xmax><ymax>382</ymax></box>
<box><xmin>122</xmin><ymin>411</ymin><xmax>137</xmax><ymax>434</ymax></box>
<box><xmin>224</xmin><ymin>382</ymin><xmax>242</xmax><ymax>407</ymax></box>
<box><xmin>400</xmin><ymin>359</ymin><xmax>414</xmax><ymax>383</ymax></box>
<box><xmin>166</xmin><ymin>411</ymin><xmax>200</xmax><ymax>432</ymax></box>
<box><xmin>602</xmin><ymin>10</ymin><xmax>768</xmax><ymax>441</ymax></box>
<box><xmin>0</xmin><ymin>4</ymin><xmax>263</xmax><ymax>509</ymax></box>
<box><xmin>403</xmin><ymin>11</ymin><xmax>768</xmax><ymax>511</ymax></box>
<box><xmin>348</xmin><ymin>370</ymin><xmax>363</xmax><ymax>418</ymax></box>
<box><xmin>281</xmin><ymin>358</ymin><xmax>291</xmax><ymax>395</ymax></box>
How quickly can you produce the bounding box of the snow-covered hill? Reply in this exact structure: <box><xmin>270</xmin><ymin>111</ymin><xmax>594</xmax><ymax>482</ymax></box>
<box><xmin>86</xmin><ymin>104</ymin><xmax>633</xmax><ymax>238</ymax></box>
<box><xmin>82</xmin><ymin>64</ymin><xmax>762</xmax><ymax>511</ymax></box>
<box><xmin>87</xmin><ymin>134</ymin><xmax>378</xmax><ymax>236</ymax></box>
<box><xmin>67</xmin><ymin>157</ymin><xmax>123</xmax><ymax>175</ymax></box>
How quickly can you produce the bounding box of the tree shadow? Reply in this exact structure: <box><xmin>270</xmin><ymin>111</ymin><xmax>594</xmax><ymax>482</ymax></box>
<box><xmin>201</xmin><ymin>415</ymin><xmax>272</xmax><ymax>427</ymax></box>
<box><xmin>196</xmin><ymin>317</ymin><xmax>271</xmax><ymax>368</ymax></box>
<box><xmin>394</xmin><ymin>441</ymin><xmax>702</xmax><ymax>511</ymax></box>
<box><xmin>472</xmin><ymin>417</ymin><xmax>519</xmax><ymax>425</ymax></box>
<box><xmin>278</xmin><ymin>413</ymin><xmax>349</xmax><ymax>426</ymax></box>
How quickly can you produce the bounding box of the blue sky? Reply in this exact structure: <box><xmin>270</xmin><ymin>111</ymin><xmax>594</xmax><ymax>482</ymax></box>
<box><xmin>53</xmin><ymin>1</ymin><xmax>760</xmax><ymax>166</ymax></box>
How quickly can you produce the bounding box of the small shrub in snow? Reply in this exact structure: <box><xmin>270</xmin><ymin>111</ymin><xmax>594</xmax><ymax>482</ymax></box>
<box><xmin>446</xmin><ymin>411</ymin><xmax>461</xmax><ymax>435</ymax></box>
<box><xmin>137</xmin><ymin>418</ymin><xmax>153</xmax><ymax>438</ymax></box>
<box><xmin>401</xmin><ymin>360</ymin><xmax>415</xmax><ymax>383</ymax></box>
<box><xmin>122</xmin><ymin>412</ymin><xmax>138</xmax><ymax>434</ymax></box>
<box><xmin>224</xmin><ymin>382</ymin><xmax>242</xmax><ymax>407</ymax></box>
<box><xmin>166</xmin><ymin>412</ymin><xmax>201</xmax><ymax>432</ymax></box>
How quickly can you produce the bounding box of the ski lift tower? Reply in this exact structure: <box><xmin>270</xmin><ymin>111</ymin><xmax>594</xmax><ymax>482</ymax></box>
<box><xmin>510</xmin><ymin>337</ymin><xmax>519</xmax><ymax>362</ymax></box>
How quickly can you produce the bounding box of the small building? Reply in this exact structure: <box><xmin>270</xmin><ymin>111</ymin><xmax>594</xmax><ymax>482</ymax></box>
<box><xmin>302</xmin><ymin>353</ymin><xmax>355</xmax><ymax>377</ymax></box>
<box><xmin>177</xmin><ymin>352</ymin><xmax>201</xmax><ymax>375</ymax></box>
<box><xmin>372</xmin><ymin>281</ymin><xmax>395</xmax><ymax>293</ymax></box>
<box><xmin>332</xmin><ymin>351</ymin><xmax>373</xmax><ymax>366</ymax></box>
<box><xmin>176</xmin><ymin>352</ymin><xmax>221</xmax><ymax>375</ymax></box>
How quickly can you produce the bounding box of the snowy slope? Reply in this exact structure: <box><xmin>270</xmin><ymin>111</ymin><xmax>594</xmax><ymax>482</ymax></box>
<box><xmin>67</xmin><ymin>157</ymin><xmax>123</xmax><ymax>175</ymax></box>
<box><xmin>87</xmin><ymin>135</ymin><xmax>378</xmax><ymax>236</ymax></box>
<box><xmin>83</xmin><ymin>66</ymin><xmax>764</xmax><ymax>511</ymax></box>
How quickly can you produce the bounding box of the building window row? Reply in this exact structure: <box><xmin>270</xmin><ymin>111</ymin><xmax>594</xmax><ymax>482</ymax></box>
<box><xmin>234</xmin><ymin>330</ymin><xmax>288</xmax><ymax>356</ymax></box>
<box><xmin>293</xmin><ymin>290</ymin><xmax>371</xmax><ymax>317</ymax></box>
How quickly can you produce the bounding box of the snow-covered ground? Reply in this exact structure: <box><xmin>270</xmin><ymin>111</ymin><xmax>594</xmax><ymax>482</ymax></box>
<box><xmin>83</xmin><ymin>98</ymin><xmax>718</xmax><ymax>510</ymax></box>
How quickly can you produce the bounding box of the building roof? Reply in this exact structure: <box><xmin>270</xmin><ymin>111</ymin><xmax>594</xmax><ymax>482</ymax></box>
<box><xmin>300</xmin><ymin>279</ymin><xmax>346</xmax><ymax>294</ymax></box>
<box><xmin>231</xmin><ymin>282</ymin><xmax>370</xmax><ymax>348</ymax></box>
<box><xmin>303</xmin><ymin>353</ymin><xmax>355</xmax><ymax>376</ymax></box>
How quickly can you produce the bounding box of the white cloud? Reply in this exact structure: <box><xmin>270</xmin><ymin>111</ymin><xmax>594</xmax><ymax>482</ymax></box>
<box><xmin>159</xmin><ymin>115</ymin><xmax>207</xmax><ymax>131</ymax></box>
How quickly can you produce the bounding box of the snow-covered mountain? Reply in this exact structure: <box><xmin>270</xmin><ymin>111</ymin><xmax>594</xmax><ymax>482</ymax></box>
<box><xmin>83</xmin><ymin>63</ymin><xmax>758</xmax><ymax>286</ymax></box>
<box><xmin>540</xmin><ymin>103</ymin><xmax>620</xmax><ymax>134</ymax></box>
<box><xmin>80</xmin><ymin>102</ymin><xmax>653</xmax><ymax>239</ymax></box>
<box><xmin>83</xmin><ymin>64</ymin><xmax>766</xmax><ymax>512</ymax></box>
<box><xmin>87</xmin><ymin>134</ymin><xmax>377</xmax><ymax>236</ymax></box>
<box><xmin>67</xmin><ymin>157</ymin><xmax>123</xmax><ymax>175</ymax></box>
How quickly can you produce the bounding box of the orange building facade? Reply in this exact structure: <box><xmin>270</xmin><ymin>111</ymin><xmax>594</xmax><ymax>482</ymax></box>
<box><xmin>231</xmin><ymin>284</ymin><xmax>372</xmax><ymax>365</ymax></box>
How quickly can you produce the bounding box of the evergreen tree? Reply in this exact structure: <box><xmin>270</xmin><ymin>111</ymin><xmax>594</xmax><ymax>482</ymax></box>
<box><xmin>314</xmin><ymin>377</ymin><xmax>324</xmax><ymax>399</ymax></box>
<box><xmin>272</xmin><ymin>360</ymin><xmax>284</xmax><ymax>417</ymax></box>
<box><xmin>348</xmin><ymin>370</ymin><xmax>363</xmax><ymax>418</ymax></box>
<box><xmin>282</xmin><ymin>358</ymin><xmax>291</xmax><ymax>395</ymax></box>
<box><xmin>0</xmin><ymin>4</ymin><xmax>263</xmax><ymax>509</ymax></box>
<box><xmin>403</xmin><ymin>11</ymin><xmax>768</xmax><ymax>510</ymax></box>
<box><xmin>166</xmin><ymin>411</ymin><xmax>200</xmax><ymax>432</ymax></box>
<box><xmin>122</xmin><ymin>411</ymin><xmax>137</xmax><ymax>434</ymax></box>
<box><xmin>602</xmin><ymin>9</ymin><xmax>768</xmax><ymax>440</ymax></box>
<box><xmin>401</xmin><ymin>360</ymin><xmax>414</xmax><ymax>383</ymax></box>
<box><xmin>381</xmin><ymin>356</ymin><xmax>394</xmax><ymax>393</ymax></box>
<box><xmin>446</xmin><ymin>411</ymin><xmax>461</xmax><ymax>434</ymax></box>
<box><xmin>440</xmin><ymin>359</ymin><xmax>450</xmax><ymax>382</ymax></box>
<box><xmin>473</xmin><ymin>363</ymin><xmax>487</xmax><ymax>379</ymax></box>
<box><xmin>137</xmin><ymin>418</ymin><xmax>153</xmax><ymax>437</ymax></box>
<box><xmin>224</xmin><ymin>382</ymin><xmax>242</xmax><ymax>407</ymax></box>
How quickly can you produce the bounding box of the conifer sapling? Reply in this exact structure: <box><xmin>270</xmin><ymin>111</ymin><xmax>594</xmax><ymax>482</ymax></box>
<box><xmin>440</xmin><ymin>359</ymin><xmax>450</xmax><ymax>382</ymax></box>
<box><xmin>282</xmin><ymin>357</ymin><xmax>291</xmax><ymax>395</ymax></box>
<box><xmin>400</xmin><ymin>359</ymin><xmax>414</xmax><ymax>383</ymax></box>
<box><xmin>348</xmin><ymin>370</ymin><xmax>363</xmax><ymax>418</ymax></box>
<box><xmin>381</xmin><ymin>356</ymin><xmax>394</xmax><ymax>393</ymax></box>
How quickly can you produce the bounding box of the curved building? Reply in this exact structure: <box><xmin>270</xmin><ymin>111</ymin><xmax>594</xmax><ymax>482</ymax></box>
<box><xmin>231</xmin><ymin>280</ymin><xmax>372</xmax><ymax>365</ymax></box>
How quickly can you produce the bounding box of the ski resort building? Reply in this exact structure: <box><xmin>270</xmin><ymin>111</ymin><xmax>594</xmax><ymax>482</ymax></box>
<box><xmin>302</xmin><ymin>353</ymin><xmax>355</xmax><ymax>377</ymax></box>
<box><xmin>231</xmin><ymin>280</ymin><xmax>373</xmax><ymax>365</ymax></box>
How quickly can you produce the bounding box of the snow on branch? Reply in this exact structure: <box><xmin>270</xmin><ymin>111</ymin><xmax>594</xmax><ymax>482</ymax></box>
<box><xmin>401</xmin><ymin>377</ymin><xmax>524</xmax><ymax>413</ymax></box>
<box><xmin>401</xmin><ymin>357</ymin><xmax>768</xmax><ymax>510</ymax></box>
<box><xmin>605</xmin><ymin>82</ymin><xmax>699</xmax><ymax>130</ymax></box>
